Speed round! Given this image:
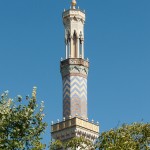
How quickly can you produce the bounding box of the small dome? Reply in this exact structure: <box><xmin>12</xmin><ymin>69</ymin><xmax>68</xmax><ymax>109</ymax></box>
<box><xmin>72</xmin><ymin>0</ymin><xmax>77</xmax><ymax>7</ymax></box>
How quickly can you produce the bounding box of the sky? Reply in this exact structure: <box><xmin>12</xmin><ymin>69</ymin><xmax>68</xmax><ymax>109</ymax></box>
<box><xmin>0</xmin><ymin>0</ymin><xmax>150</xmax><ymax>148</ymax></box>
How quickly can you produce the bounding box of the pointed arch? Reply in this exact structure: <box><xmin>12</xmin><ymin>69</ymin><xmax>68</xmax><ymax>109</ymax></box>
<box><xmin>66</xmin><ymin>31</ymin><xmax>71</xmax><ymax>58</ymax></box>
<box><xmin>73</xmin><ymin>16</ymin><xmax>78</xmax><ymax>21</ymax></box>
<box><xmin>73</xmin><ymin>30</ymin><xmax>78</xmax><ymax>58</ymax></box>
<box><xmin>67</xmin><ymin>31</ymin><xmax>71</xmax><ymax>42</ymax></box>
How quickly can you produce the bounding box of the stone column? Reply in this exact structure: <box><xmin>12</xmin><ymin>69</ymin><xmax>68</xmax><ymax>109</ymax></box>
<box><xmin>77</xmin><ymin>38</ymin><xmax>80</xmax><ymax>58</ymax></box>
<box><xmin>81</xmin><ymin>40</ymin><xmax>84</xmax><ymax>59</ymax></box>
<box><xmin>65</xmin><ymin>40</ymin><xmax>68</xmax><ymax>59</ymax></box>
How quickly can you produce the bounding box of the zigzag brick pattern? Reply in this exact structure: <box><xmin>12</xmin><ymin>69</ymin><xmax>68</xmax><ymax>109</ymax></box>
<box><xmin>63</xmin><ymin>76</ymin><xmax>87</xmax><ymax>119</ymax></box>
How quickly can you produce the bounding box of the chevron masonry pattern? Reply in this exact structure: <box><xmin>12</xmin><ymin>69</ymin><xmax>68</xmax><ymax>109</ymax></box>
<box><xmin>63</xmin><ymin>76</ymin><xmax>87</xmax><ymax>119</ymax></box>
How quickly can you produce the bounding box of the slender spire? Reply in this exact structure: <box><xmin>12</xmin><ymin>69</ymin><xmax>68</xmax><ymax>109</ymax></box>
<box><xmin>71</xmin><ymin>0</ymin><xmax>77</xmax><ymax>9</ymax></box>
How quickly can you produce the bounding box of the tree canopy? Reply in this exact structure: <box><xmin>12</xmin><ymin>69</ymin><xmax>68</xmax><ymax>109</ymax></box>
<box><xmin>96</xmin><ymin>123</ymin><xmax>150</xmax><ymax>150</ymax></box>
<box><xmin>0</xmin><ymin>87</ymin><xmax>47</xmax><ymax>150</ymax></box>
<box><xmin>50</xmin><ymin>137</ymin><xmax>94</xmax><ymax>150</ymax></box>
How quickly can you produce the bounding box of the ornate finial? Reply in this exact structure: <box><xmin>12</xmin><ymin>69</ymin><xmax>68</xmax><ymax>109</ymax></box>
<box><xmin>97</xmin><ymin>121</ymin><xmax>99</xmax><ymax>125</ymax></box>
<box><xmin>63</xmin><ymin>117</ymin><xmax>66</xmax><ymax>121</ymax></box>
<box><xmin>92</xmin><ymin>119</ymin><xmax>94</xmax><ymax>123</ymax></box>
<box><xmin>71</xmin><ymin>0</ymin><xmax>76</xmax><ymax>9</ymax></box>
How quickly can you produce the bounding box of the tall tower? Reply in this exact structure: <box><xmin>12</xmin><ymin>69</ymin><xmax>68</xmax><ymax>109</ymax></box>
<box><xmin>51</xmin><ymin>0</ymin><xmax>99</xmax><ymax>144</ymax></box>
<box><xmin>62</xmin><ymin>0</ymin><xmax>87</xmax><ymax>120</ymax></box>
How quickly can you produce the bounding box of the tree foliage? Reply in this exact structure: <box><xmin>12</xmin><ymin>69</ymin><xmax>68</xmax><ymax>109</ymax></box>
<box><xmin>50</xmin><ymin>137</ymin><xmax>94</xmax><ymax>150</ymax></box>
<box><xmin>0</xmin><ymin>87</ymin><xmax>47</xmax><ymax>150</ymax></box>
<box><xmin>50</xmin><ymin>140</ymin><xmax>63</xmax><ymax>150</ymax></box>
<box><xmin>96</xmin><ymin>123</ymin><xmax>150</xmax><ymax>150</ymax></box>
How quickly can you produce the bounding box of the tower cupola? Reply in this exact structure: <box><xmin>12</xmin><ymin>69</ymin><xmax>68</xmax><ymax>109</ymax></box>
<box><xmin>63</xmin><ymin>0</ymin><xmax>85</xmax><ymax>59</ymax></box>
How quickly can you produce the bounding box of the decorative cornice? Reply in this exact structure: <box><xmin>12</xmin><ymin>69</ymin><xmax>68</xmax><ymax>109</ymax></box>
<box><xmin>63</xmin><ymin>9</ymin><xmax>85</xmax><ymax>19</ymax></box>
<box><xmin>61</xmin><ymin>65</ymin><xmax>88</xmax><ymax>79</ymax></box>
<box><xmin>60</xmin><ymin>58</ymin><xmax>89</xmax><ymax>79</ymax></box>
<box><xmin>61</xmin><ymin>58</ymin><xmax>89</xmax><ymax>67</ymax></box>
<box><xmin>51</xmin><ymin>117</ymin><xmax>99</xmax><ymax>141</ymax></box>
<box><xmin>51</xmin><ymin>117</ymin><xmax>99</xmax><ymax>133</ymax></box>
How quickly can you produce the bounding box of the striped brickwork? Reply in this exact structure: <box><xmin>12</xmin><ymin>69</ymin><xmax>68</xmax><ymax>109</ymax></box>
<box><xmin>63</xmin><ymin>75</ymin><xmax>87</xmax><ymax>119</ymax></box>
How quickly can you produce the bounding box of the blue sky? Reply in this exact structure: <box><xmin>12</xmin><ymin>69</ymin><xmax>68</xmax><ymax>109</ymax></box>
<box><xmin>0</xmin><ymin>0</ymin><xmax>150</xmax><ymax>148</ymax></box>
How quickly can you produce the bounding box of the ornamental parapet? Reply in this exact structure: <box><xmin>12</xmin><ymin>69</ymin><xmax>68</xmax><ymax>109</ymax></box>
<box><xmin>61</xmin><ymin>58</ymin><xmax>89</xmax><ymax>68</ymax></box>
<box><xmin>63</xmin><ymin>9</ymin><xmax>85</xmax><ymax>20</ymax></box>
<box><xmin>51</xmin><ymin>117</ymin><xmax>99</xmax><ymax>134</ymax></box>
<box><xmin>60</xmin><ymin>58</ymin><xmax>89</xmax><ymax>78</ymax></box>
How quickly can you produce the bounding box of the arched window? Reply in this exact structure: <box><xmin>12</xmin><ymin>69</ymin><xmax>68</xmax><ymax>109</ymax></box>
<box><xmin>67</xmin><ymin>31</ymin><xmax>70</xmax><ymax>43</ymax></box>
<box><xmin>79</xmin><ymin>31</ymin><xmax>83</xmax><ymax>58</ymax></box>
<box><xmin>73</xmin><ymin>30</ymin><xmax>77</xmax><ymax>58</ymax></box>
<box><xmin>67</xmin><ymin>31</ymin><xmax>71</xmax><ymax>58</ymax></box>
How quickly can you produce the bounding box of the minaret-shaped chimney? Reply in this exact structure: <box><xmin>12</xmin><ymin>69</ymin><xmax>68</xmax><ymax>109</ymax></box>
<box><xmin>61</xmin><ymin>0</ymin><xmax>88</xmax><ymax>120</ymax></box>
<box><xmin>51</xmin><ymin>0</ymin><xmax>99</xmax><ymax>145</ymax></box>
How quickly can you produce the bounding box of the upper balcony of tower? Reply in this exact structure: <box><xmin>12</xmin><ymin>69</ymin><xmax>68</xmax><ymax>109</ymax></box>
<box><xmin>62</xmin><ymin>0</ymin><xmax>85</xmax><ymax>21</ymax></box>
<box><xmin>62</xmin><ymin>0</ymin><xmax>86</xmax><ymax>60</ymax></box>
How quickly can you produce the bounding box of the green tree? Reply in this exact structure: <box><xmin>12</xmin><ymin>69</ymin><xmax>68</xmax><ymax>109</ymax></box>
<box><xmin>50</xmin><ymin>137</ymin><xmax>94</xmax><ymax>150</ymax></box>
<box><xmin>64</xmin><ymin>137</ymin><xmax>94</xmax><ymax>150</ymax></box>
<box><xmin>0</xmin><ymin>87</ymin><xmax>47</xmax><ymax>150</ymax></box>
<box><xmin>50</xmin><ymin>140</ymin><xmax>63</xmax><ymax>150</ymax></box>
<box><xmin>96</xmin><ymin>123</ymin><xmax>150</xmax><ymax>150</ymax></box>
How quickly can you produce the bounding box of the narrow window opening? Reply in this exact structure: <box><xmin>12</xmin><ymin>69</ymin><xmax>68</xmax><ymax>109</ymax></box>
<box><xmin>73</xmin><ymin>31</ymin><xmax>77</xmax><ymax>58</ymax></box>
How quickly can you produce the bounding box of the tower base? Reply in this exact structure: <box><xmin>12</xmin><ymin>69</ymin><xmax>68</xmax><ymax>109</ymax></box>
<box><xmin>51</xmin><ymin>117</ymin><xmax>99</xmax><ymax>143</ymax></box>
